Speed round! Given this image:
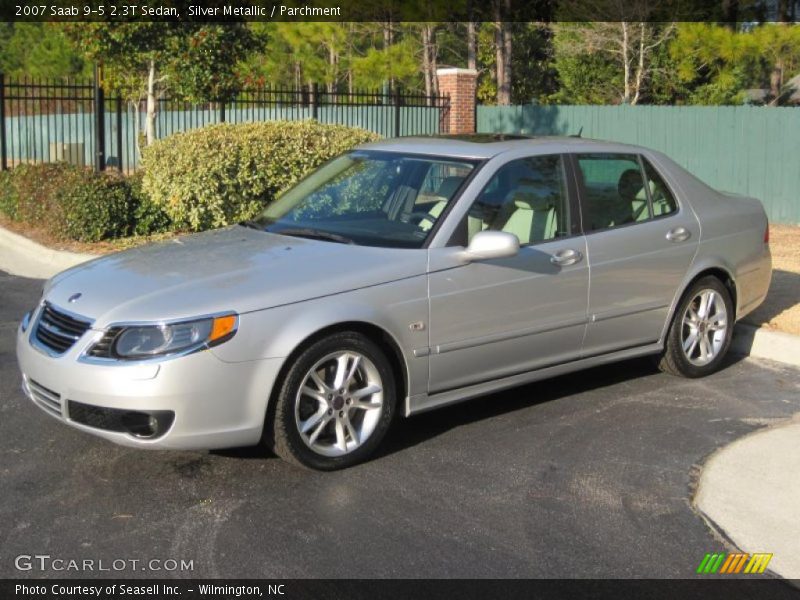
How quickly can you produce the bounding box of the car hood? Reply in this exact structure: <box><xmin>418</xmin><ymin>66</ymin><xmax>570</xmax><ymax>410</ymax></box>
<box><xmin>44</xmin><ymin>226</ymin><xmax>428</xmax><ymax>326</ymax></box>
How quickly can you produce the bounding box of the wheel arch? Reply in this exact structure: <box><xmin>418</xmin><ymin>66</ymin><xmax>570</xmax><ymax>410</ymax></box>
<box><xmin>660</xmin><ymin>262</ymin><xmax>738</xmax><ymax>344</ymax></box>
<box><xmin>264</xmin><ymin>320</ymin><xmax>410</xmax><ymax>435</ymax></box>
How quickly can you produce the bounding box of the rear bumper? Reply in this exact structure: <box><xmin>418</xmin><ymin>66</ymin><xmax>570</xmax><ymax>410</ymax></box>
<box><xmin>16</xmin><ymin>319</ymin><xmax>284</xmax><ymax>450</ymax></box>
<box><xmin>736</xmin><ymin>244</ymin><xmax>772</xmax><ymax>321</ymax></box>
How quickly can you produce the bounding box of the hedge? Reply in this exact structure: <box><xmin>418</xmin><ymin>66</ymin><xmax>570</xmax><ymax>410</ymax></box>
<box><xmin>0</xmin><ymin>121</ymin><xmax>378</xmax><ymax>242</ymax></box>
<box><xmin>0</xmin><ymin>163</ymin><xmax>163</xmax><ymax>242</ymax></box>
<box><xmin>141</xmin><ymin>120</ymin><xmax>380</xmax><ymax>231</ymax></box>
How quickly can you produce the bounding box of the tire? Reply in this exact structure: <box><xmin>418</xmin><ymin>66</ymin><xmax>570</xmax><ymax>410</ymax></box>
<box><xmin>658</xmin><ymin>276</ymin><xmax>734</xmax><ymax>378</ymax></box>
<box><xmin>268</xmin><ymin>332</ymin><xmax>396</xmax><ymax>470</ymax></box>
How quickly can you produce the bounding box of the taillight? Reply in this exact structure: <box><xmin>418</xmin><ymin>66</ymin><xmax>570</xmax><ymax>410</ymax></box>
<box><xmin>764</xmin><ymin>223</ymin><xmax>769</xmax><ymax>244</ymax></box>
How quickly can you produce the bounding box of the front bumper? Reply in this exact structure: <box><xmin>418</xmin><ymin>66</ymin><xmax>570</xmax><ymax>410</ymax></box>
<box><xmin>16</xmin><ymin>318</ymin><xmax>284</xmax><ymax>450</ymax></box>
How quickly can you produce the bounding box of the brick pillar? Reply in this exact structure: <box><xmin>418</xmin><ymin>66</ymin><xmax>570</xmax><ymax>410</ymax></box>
<box><xmin>436</xmin><ymin>68</ymin><xmax>477</xmax><ymax>135</ymax></box>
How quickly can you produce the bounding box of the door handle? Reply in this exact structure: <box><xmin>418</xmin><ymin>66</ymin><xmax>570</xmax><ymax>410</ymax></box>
<box><xmin>550</xmin><ymin>248</ymin><xmax>583</xmax><ymax>266</ymax></box>
<box><xmin>666</xmin><ymin>227</ymin><xmax>691</xmax><ymax>243</ymax></box>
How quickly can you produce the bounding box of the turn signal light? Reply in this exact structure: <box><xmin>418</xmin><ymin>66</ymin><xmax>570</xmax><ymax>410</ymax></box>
<box><xmin>210</xmin><ymin>315</ymin><xmax>237</xmax><ymax>343</ymax></box>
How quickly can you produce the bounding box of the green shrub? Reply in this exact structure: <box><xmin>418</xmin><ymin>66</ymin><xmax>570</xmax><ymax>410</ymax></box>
<box><xmin>7</xmin><ymin>163</ymin><xmax>76</xmax><ymax>224</ymax></box>
<box><xmin>127</xmin><ymin>171</ymin><xmax>172</xmax><ymax>236</ymax></box>
<box><xmin>0</xmin><ymin>170</ymin><xmax>17</xmax><ymax>219</ymax></box>
<box><xmin>57</xmin><ymin>169</ymin><xmax>134</xmax><ymax>242</ymax></box>
<box><xmin>141</xmin><ymin>120</ymin><xmax>380</xmax><ymax>231</ymax></box>
<box><xmin>0</xmin><ymin>163</ymin><xmax>144</xmax><ymax>242</ymax></box>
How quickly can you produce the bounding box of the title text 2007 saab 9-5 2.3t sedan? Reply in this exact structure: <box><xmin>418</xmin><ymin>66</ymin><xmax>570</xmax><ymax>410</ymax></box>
<box><xmin>17</xmin><ymin>135</ymin><xmax>771</xmax><ymax>469</ymax></box>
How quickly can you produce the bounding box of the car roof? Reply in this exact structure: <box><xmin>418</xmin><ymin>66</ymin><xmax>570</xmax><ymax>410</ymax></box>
<box><xmin>357</xmin><ymin>134</ymin><xmax>647</xmax><ymax>160</ymax></box>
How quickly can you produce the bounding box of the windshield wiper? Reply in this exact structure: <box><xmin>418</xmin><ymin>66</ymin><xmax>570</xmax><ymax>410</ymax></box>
<box><xmin>239</xmin><ymin>219</ymin><xmax>265</xmax><ymax>230</ymax></box>
<box><xmin>275</xmin><ymin>228</ymin><xmax>356</xmax><ymax>245</ymax></box>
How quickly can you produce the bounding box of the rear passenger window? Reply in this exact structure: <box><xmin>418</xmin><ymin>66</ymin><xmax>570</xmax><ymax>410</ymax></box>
<box><xmin>642</xmin><ymin>158</ymin><xmax>678</xmax><ymax>217</ymax></box>
<box><xmin>467</xmin><ymin>155</ymin><xmax>570</xmax><ymax>245</ymax></box>
<box><xmin>576</xmin><ymin>154</ymin><xmax>651</xmax><ymax>231</ymax></box>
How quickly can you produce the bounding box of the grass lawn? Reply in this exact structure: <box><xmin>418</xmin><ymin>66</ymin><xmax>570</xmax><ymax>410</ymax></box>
<box><xmin>743</xmin><ymin>224</ymin><xmax>800</xmax><ymax>336</ymax></box>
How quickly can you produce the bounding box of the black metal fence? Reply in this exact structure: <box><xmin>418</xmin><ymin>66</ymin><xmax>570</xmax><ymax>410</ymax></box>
<box><xmin>0</xmin><ymin>75</ymin><xmax>450</xmax><ymax>173</ymax></box>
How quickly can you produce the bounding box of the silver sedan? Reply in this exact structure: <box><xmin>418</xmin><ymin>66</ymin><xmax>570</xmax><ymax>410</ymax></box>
<box><xmin>16</xmin><ymin>135</ymin><xmax>772</xmax><ymax>469</ymax></box>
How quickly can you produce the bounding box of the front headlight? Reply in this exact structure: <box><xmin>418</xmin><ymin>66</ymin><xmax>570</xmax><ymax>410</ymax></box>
<box><xmin>88</xmin><ymin>314</ymin><xmax>237</xmax><ymax>360</ymax></box>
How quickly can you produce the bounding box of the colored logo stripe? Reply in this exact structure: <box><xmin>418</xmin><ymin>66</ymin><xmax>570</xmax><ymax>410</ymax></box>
<box><xmin>719</xmin><ymin>553</ymin><xmax>749</xmax><ymax>573</ymax></box>
<box><xmin>697</xmin><ymin>553</ymin><xmax>773</xmax><ymax>575</ymax></box>
<box><xmin>745</xmin><ymin>553</ymin><xmax>773</xmax><ymax>574</ymax></box>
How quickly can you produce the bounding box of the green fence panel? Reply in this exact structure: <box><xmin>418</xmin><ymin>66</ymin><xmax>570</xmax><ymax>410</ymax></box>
<box><xmin>478</xmin><ymin>104</ymin><xmax>800</xmax><ymax>225</ymax></box>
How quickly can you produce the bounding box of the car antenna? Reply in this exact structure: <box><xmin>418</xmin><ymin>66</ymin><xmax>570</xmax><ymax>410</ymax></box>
<box><xmin>571</xmin><ymin>126</ymin><xmax>583</xmax><ymax>138</ymax></box>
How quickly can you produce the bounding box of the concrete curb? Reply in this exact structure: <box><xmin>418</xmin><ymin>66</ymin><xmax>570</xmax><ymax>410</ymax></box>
<box><xmin>731</xmin><ymin>323</ymin><xmax>800</xmax><ymax>367</ymax></box>
<box><xmin>0</xmin><ymin>225</ymin><xmax>96</xmax><ymax>279</ymax></box>
<box><xmin>694</xmin><ymin>416</ymin><xmax>800</xmax><ymax>580</ymax></box>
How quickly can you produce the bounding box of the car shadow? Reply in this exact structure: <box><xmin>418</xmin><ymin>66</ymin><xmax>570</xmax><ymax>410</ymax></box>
<box><xmin>377</xmin><ymin>352</ymin><xmax>751</xmax><ymax>460</ymax></box>
<box><xmin>378</xmin><ymin>356</ymin><xmax>661</xmax><ymax>459</ymax></box>
<box><xmin>741</xmin><ymin>268</ymin><xmax>798</xmax><ymax>329</ymax></box>
<box><xmin>214</xmin><ymin>352</ymin><xmax>744</xmax><ymax>464</ymax></box>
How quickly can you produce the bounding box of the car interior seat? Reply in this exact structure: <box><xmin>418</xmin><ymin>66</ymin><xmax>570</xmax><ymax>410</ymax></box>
<box><xmin>616</xmin><ymin>169</ymin><xmax>647</xmax><ymax>224</ymax></box>
<box><xmin>419</xmin><ymin>176</ymin><xmax>466</xmax><ymax>231</ymax></box>
<box><xmin>492</xmin><ymin>183</ymin><xmax>558</xmax><ymax>245</ymax></box>
<box><xmin>650</xmin><ymin>180</ymin><xmax>672</xmax><ymax>216</ymax></box>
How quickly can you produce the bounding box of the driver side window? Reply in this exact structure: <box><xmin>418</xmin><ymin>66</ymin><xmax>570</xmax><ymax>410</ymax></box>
<box><xmin>466</xmin><ymin>155</ymin><xmax>570</xmax><ymax>245</ymax></box>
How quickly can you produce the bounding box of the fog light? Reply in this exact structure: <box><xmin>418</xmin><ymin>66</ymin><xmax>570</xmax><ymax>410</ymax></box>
<box><xmin>67</xmin><ymin>401</ymin><xmax>174</xmax><ymax>439</ymax></box>
<box><xmin>120</xmin><ymin>411</ymin><xmax>174</xmax><ymax>438</ymax></box>
<box><xmin>21</xmin><ymin>311</ymin><xmax>31</xmax><ymax>332</ymax></box>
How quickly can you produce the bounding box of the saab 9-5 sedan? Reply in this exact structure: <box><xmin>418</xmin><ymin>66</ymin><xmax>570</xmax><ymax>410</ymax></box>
<box><xmin>17</xmin><ymin>135</ymin><xmax>771</xmax><ymax>469</ymax></box>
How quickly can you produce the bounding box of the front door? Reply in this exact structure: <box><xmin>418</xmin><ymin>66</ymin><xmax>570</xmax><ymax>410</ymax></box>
<box><xmin>427</xmin><ymin>154</ymin><xmax>589</xmax><ymax>393</ymax></box>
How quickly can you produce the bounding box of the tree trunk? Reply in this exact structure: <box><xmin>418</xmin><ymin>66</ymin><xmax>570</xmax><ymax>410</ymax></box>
<box><xmin>494</xmin><ymin>1</ymin><xmax>512</xmax><ymax>105</ymax></box>
<box><xmin>422</xmin><ymin>26</ymin><xmax>432</xmax><ymax>99</ymax></box>
<box><xmin>384</xmin><ymin>21</ymin><xmax>394</xmax><ymax>89</ymax></box>
<box><xmin>632</xmin><ymin>22</ymin><xmax>646</xmax><ymax>105</ymax></box>
<box><xmin>769</xmin><ymin>59</ymin><xmax>783</xmax><ymax>103</ymax></box>
<box><xmin>770</xmin><ymin>4</ymin><xmax>790</xmax><ymax>104</ymax></box>
<box><xmin>621</xmin><ymin>22</ymin><xmax>631</xmax><ymax>104</ymax></box>
<box><xmin>467</xmin><ymin>22</ymin><xmax>477</xmax><ymax>70</ymax></box>
<box><xmin>777</xmin><ymin>0</ymin><xmax>790</xmax><ymax>21</ymax></box>
<box><xmin>145</xmin><ymin>60</ymin><xmax>157</xmax><ymax>146</ymax></box>
<box><xmin>721</xmin><ymin>0</ymin><xmax>738</xmax><ymax>27</ymax></box>
<box><xmin>328</xmin><ymin>44</ymin><xmax>336</xmax><ymax>96</ymax></box>
<box><xmin>502</xmin><ymin>0</ymin><xmax>512</xmax><ymax>103</ymax></box>
<box><xmin>347</xmin><ymin>23</ymin><xmax>354</xmax><ymax>95</ymax></box>
<box><xmin>430</xmin><ymin>26</ymin><xmax>439</xmax><ymax>97</ymax></box>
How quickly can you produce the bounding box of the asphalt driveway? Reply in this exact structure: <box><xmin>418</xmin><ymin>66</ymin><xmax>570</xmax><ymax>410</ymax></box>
<box><xmin>1</xmin><ymin>270</ymin><xmax>799</xmax><ymax>579</ymax></box>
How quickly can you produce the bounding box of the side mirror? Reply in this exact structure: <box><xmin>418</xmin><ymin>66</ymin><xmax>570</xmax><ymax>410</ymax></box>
<box><xmin>459</xmin><ymin>230</ymin><xmax>520</xmax><ymax>263</ymax></box>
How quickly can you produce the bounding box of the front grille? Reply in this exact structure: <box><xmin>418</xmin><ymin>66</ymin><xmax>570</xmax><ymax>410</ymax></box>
<box><xmin>34</xmin><ymin>302</ymin><xmax>92</xmax><ymax>355</ymax></box>
<box><xmin>27</xmin><ymin>377</ymin><xmax>63</xmax><ymax>417</ymax></box>
<box><xmin>68</xmin><ymin>401</ymin><xmax>175</xmax><ymax>438</ymax></box>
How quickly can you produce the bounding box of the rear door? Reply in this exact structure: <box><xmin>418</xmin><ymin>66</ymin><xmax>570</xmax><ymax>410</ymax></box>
<box><xmin>574</xmin><ymin>153</ymin><xmax>699</xmax><ymax>355</ymax></box>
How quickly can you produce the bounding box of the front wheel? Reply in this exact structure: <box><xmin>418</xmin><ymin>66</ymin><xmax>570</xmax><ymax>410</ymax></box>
<box><xmin>269</xmin><ymin>332</ymin><xmax>396</xmax><ymax>470</ymax></box>
<box><xmin>658</xmin><ymin>276</ymin><xmax>734</xmax><ymax>378</ymax></box>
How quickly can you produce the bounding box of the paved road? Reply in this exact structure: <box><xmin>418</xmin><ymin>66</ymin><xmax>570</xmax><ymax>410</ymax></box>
<box><xmin>1</xmin><ymin>270</ymin><xmax>799</xmax><ymax>579</ymax></box>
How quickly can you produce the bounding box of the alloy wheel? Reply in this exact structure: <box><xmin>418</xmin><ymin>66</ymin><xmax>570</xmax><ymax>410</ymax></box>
<box><xmin>294</xmin><ymin>351</ymin><xmax>384</xmax><ymax>457</ymax></box>
<box><xmin>681</xmin><ymin>289</ymin><xmax>728</xmax><ymax>367</ymax></box>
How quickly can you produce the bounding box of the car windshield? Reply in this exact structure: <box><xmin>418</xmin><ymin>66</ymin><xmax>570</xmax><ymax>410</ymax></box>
<box><xmin>248</xmin><ymin>151</ymin><xmax>479</xmax><ymax>248</ymax></box>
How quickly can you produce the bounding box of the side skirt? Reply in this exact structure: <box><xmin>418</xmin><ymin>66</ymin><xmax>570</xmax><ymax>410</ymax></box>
<box><xmin>405</xmin><ymin>342</ymin><xmax>663</xmax><ymax>416</ymax></box>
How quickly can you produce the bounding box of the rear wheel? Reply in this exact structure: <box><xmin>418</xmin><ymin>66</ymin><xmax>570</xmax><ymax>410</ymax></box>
<box><xmin>658</xmin><ymin>276</ymin><xmax>734</xmax><ymax>378</ymax></box>
<box><xmin>269</xmin><ymin>332</ymin><xmax>396</xmax><ymax>470</ymax></box>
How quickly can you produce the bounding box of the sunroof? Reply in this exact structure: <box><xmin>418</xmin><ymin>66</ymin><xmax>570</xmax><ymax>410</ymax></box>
<box><xmin>430</xmin><ymin>133</ymin><xmax>532</xmax><ymax>143</ymax></box>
